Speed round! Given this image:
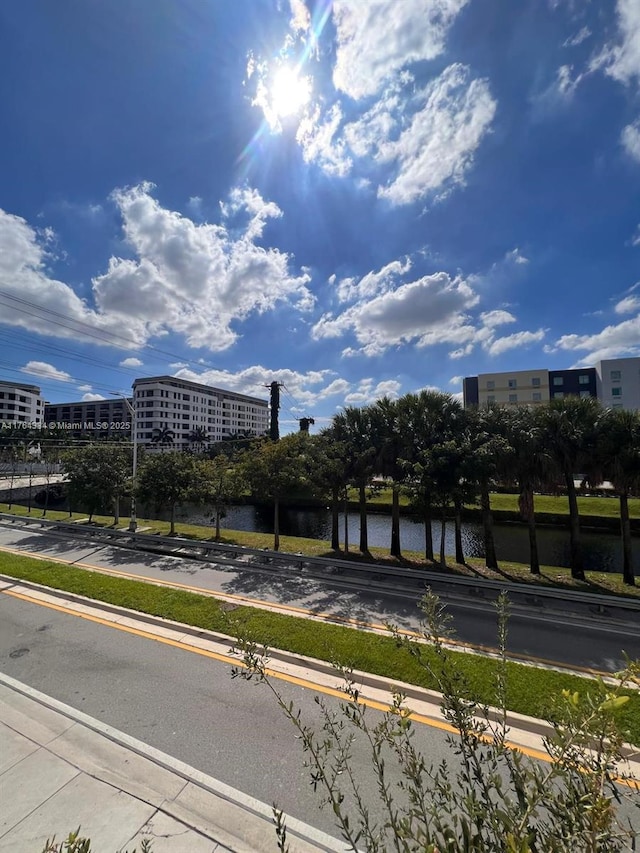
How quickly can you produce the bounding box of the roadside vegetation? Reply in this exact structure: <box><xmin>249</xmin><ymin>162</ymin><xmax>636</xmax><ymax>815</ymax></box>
<box><xmin>1</xmin><ymin>550</ymin><xmax>639</xmax><ymax>746</ymax></box>
<box><xmin>1</xmin><ymin>394</ymin><xmax>639</xmax><ymax>588</ymax></box>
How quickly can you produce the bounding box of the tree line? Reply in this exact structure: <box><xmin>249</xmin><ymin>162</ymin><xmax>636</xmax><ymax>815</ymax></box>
<box><xmin>50</xmin><ymin>391</ymin><xmax>640</xmax><ymax>585</ymax></box>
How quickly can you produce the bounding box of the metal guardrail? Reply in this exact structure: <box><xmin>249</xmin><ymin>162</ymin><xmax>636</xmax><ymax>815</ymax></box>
<box><xmin>1</xmin><ymin>512</ymin><xmax>639</xmax><ymax>619</ymax></box>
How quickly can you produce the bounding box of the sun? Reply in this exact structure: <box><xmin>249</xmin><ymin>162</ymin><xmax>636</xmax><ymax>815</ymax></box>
<box><xmin>270</xmin><ymin>66</ymin><xmax>311</xmax><ymax>119</ymax></box>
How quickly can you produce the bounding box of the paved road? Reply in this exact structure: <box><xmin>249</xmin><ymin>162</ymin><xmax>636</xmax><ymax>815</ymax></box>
<box><xmin>0</xmin><ymin>591</ymin><xmax>455</xmax><ymax>841</ymax></box>
<box><xmin>0</xmin><ymin>523</ymin><xmax>638</xmax><ymax>673</ymax></box>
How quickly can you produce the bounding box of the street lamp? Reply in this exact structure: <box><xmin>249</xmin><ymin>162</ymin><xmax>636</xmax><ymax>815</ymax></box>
<box><xmin>111</xmin><ymin>392</ymin><xmax>137</xmax><ymax>533</ymax></box>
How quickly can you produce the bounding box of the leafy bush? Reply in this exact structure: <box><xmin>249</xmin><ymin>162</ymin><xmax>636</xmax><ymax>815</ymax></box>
<box><xmin>231</xmin><ymin>591</ymin><xmax>640</xmax><ymax>852</ymax></box>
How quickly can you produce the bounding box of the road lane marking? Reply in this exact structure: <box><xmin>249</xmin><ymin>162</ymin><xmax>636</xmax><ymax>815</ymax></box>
<box><xmin>2</xmin><ymin>585</ymin><xmax>639</xmax><ymax>791</ymax></box>
<box><xmin>0</xmin><ymin>542</ymin><xmax>626</xmax><ymax>681</ymax></box>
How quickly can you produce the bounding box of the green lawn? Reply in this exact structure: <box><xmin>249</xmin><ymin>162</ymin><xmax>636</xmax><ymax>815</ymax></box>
<box><xmin>1</xmin><ymin>502</ymin><xmax>638</xmax><ymax>600</ymax></box>
<box><xmin>360</xmin><ymin>488</ymin><xmax>640</xmax><ymax>519</ymax></box>
<box><xmin>1</xmin><ymin>550</ymin><xmax>638</xmax><ymax>746</ymax></box>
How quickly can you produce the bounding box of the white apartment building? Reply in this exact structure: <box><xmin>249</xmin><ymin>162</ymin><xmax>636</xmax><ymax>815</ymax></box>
<box><xmin>0</xmin><ymin>380</ymin><xmax>45</xmax><ymax>425</ymax></box>
<box><xmin>44</xmin><ymin>397</ymin><xmax>132</xmax><ymax>437</ymax></box>
<box><xmin>133</xmin><ymin>376</ymin><xmax>269</xmax><ymax>448</ymax></box>
<box><xmin>594</xmin><ymin>358</ymin><xmax>640</xmax><ymax>411</ymax></box>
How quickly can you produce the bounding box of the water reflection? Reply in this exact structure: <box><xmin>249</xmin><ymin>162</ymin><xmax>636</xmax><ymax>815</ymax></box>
<box><xmin>167</xmin><ymin>504</ymin><xmax>637</xmax><ymax>576</ymax></box>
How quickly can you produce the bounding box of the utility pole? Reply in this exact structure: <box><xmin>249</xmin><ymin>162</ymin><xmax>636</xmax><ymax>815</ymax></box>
<box><xmin>298</xmin><ymin>417</ymin><xmax>315</xmax><ymax>433</ymax></box>
<box><xmin>266</xmin><ymin>381</ymin><xmax>283</xmax><ymax>441</ymax></box>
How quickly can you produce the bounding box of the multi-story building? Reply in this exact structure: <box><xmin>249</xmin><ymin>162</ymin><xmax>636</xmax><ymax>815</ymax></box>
<box><xmin>132</xmin><ymin>376</ymin><xmax>269</xmax><ymax>449</ymax></box>
<box><xmin>463</xmin><ymin>358</ymin><xmax>639</xmax><ymax>411</ymax></box>
<box><xmin>44</xmin><ymin>397</ymin><xmax>132</xmax><ymax>438</ymax></box>
<box><xmin>0</xmin><ymin>380</ymin><xmax>45</xmax><ymax>425</ymax></box>
<box><xmin>594</xmin><ymin>358</ymin><xmax>640</xmax><ymax>411</ymax></box>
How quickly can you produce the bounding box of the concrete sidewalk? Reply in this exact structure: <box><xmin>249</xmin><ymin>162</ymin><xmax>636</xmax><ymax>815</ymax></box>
<box><xmin>0</xmin><ymin>675</ymin><xmax>345</xmax><ymax>853</ymax></box>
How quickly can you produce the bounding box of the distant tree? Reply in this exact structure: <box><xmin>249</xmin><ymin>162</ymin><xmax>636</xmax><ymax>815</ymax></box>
<box><xmin>240</xmin><ymin>435</ymin><xmax>310</xmax><ymax>551</ymax></box>
<box><xmin>332</xmin><ymin>407</ymin><xmax>377</xmax><ymax>554</ymax></box>
<box><xmin>188</xmin><ymin>427</ymin><xmax>209</xmax><ymax>454</ymax></box>
<box><xmin>595</xmin><ymin>407</ymin><xmax>640</xmax><ymax>586</ymax></box>
<box><xmin>63</xmin><ymin>444</ymin><xmax>131</xmax><ymax>523</ymax></box>
<box><xmin>307</xmin><ymin>431</ymin><xmax>349</xmax><ymax>551</ymax></box>
<box><xmin>150</xmin><ymin>426</ymin><xmax>175</xmax><ymax>450</ymax></box>
<box><xmin>136</xmin><ymin>452</ymin><xmax>197</xmax><ymax>535</ymax></box>
<box><xmin>541</xmin><ymin>398</ymin><xmax>601</xmax><ymax>580</ymax></box>
<box><xmin>193</xmin><ymin>456</ymin><xmax>245</xmax><ymax>540</ymax></box>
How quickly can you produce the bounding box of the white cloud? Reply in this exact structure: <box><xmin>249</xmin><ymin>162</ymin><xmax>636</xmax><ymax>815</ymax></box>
<box><xmin>449</xmin><ymin>375</ymin><xmax>463</xmax><ymax>386</ymax></box>
<box><xmin>0</xmin><ymin>209</ymin><xmax>148</xmax><ymax>348</ymax></box>
<box><xmin>92</xmin><ymin>182</ymin><xmax>312</xmax><ymax>350</ymax></box>
<box><xmin>289</xmin><ymin>0</ymin><xmax>310</xmax><ymax>32</ymax></box>
<box><xmin>1</xmin><ymin>185</ymin><xmax>311</xmax><ymax>355</ymax></box>
<box><xmin>331</xmin><ymin>0</ymin><xmax>470</xmax><ymax>99</ymax></box>
<box><xmin>344</xmin><ymin>378</ymin><xmax>401</xmax><ymax>405</ymax></box>
<box><xmin>591</xmin><ymin>0</ymin><xmax>640</xmax><ymax>86</ymax></box>
<box><xmin>173</xmin><ymin>364</ymin><xmax>352</xmax><ymax>409</ymax></box>
<box><xmin>614</xmin><ymin>293</ymin><xmax>640</xmax><ymax>313</ymax></box>
<box><xmin>375</xmin><ymin>65</ymin><xmax>497</xmax><ymax>206</ymax></box>
<box><xmin>563</xmin><ymin>26</ymin><xmax>591</xmax><ymax>48</ymax></box>
<box><xmin>554</xmin><ymin>314</ymin><xmax>640</xmax><ymax>364</ymax></box>
<box><xmin>77</xmin><ymin>384</ymin><xmax>92</xmax><ymax>392</ymax></box>
<box><xmin>486</xmin><ymin>328</ymin><xmax>546</xmax><ymax>356</ymax></box>
<box><xmin>20</xmin><ymin>361</ymin><xmax>72</xmax><ymax>382</ymax></box>
<box><xmin>505</xmin><ymin>248</ymin><xmax>529</xmax><ymax>265</ymax></box>
<box><xmin>631</xmin><ymin>224</ymin><xmax>640</xmax><ymax>246</ymax></box>
<box><xmin>82</xmin><ymin>393</ymin><xmax>106</xmax><ymax>402</ymax></box>
<box><xmin>312</xmin><ymin>271</ymin><xmax>480</xmax><ymax>355</ymax></box>
<box><xmin>622</xmin><ymin>120</ymin><xmax>640</xmax><ymax>161</ymax></box>
<box><xmin>335</xmin><ymin>258</ymin><xmax>412</xmax><ymax>303</ymax></box>
<box><xmin>297</xmin><ymin>103</ymin><xmax>353</xmax><ymax>177</ymax></box>
<box><xmin>479</xmin><ymin>309</ymin><xmax>517</xmax><ymax>327</ymax></box>
<box><xmin>119</xmin><ymin>357</ymin><xmax>143</xmax><ymax>367</ymax></box>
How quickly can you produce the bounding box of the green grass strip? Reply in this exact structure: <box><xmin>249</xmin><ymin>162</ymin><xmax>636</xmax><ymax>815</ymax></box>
<box><xmin>1</xmin><ymin>550</ymin><xmax>638</xmax><ymax>745</ymax></box>
<box><xmin>1</xmin><ymin>502</ymin><xmax>638</xmax><ymax>600</ymax></box>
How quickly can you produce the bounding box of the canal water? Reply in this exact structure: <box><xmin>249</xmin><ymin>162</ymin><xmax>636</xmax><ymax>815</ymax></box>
<box><xmin>171</xmin><ymin>504</ymin><xmax>638</xmax><ymax>576</ymax></box>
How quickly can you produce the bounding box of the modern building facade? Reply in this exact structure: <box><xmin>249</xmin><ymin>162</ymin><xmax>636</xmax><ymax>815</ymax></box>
<box><xmin>594</xmin><ymin>358</ymin><xmax>640</xmax><ymax>411</ymax></box>
<box><xmin>0</xmin><ymin>380</ymin><xmax>45</xmax><ymax>425</ymax></box>
<box><xmin>44</xmin><ymin>397</ymin><xmax>133</xmax><ymax>438</ymax></box>
<box><xmin>463</xmin><ymin>358</ymin><xmax>639</xmax><ymax>411</ymax></box>
<box><xmin>132</xmin><ymin>376</ymin><xmax>269</xmax><ymax>449</ymax></box>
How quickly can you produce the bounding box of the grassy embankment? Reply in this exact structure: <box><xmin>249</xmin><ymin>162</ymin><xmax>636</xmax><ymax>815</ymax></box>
<box><xmin>1</xmin><ymin>549</ymin><xmax>638</xmax><ymax>746</ymax></box>
<box><xmin>0</xmin><ymin>500</ymin><xmax>638</xmax><ymax>600</ymax></box>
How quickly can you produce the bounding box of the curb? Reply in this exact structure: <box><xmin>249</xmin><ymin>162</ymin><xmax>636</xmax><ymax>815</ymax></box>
<box><xmin>0</xmin><ymin>672</ymin><xmax>346</xmax><ymax>852</ymax></box>
<box><xmin>0</xmin><ymin>572</ymin><xmax>623</xmax><ymax>752</ymax></box>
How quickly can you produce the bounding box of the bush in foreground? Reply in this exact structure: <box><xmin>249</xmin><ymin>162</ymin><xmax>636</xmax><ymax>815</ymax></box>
<box><xmin>232</xmin><ymin>591</ymin><xmax>640</xmax><ymax>852</ymax></box>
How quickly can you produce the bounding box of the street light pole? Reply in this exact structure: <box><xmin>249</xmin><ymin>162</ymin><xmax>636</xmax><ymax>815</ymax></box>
<box><xmin>112</xmin><ymin>392</ymin><xmax>137</xmax><ymax>533</ymax></box>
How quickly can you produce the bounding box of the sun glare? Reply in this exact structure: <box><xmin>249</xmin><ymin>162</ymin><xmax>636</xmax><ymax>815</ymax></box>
<box><xmin>270</xmin><ymin>66</ymin><xmax>311</xmax><ymax>119</ymax></box>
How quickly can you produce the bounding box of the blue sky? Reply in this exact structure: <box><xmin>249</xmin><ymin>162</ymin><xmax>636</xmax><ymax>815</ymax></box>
<box><xmin>1</xmin><ymin>0</ymin><xmax>639</xmax><ymax>432</ymax></box>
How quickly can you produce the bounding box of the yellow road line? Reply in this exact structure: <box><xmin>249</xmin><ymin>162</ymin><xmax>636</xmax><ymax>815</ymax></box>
<box><xmin>0</xmin><ymin>544</ymin><xmax>617</xmax><ymax>681</ymax></box>
<box><xmin>2</xmin><ymin>586</ymin><xmax>638</xmax><ymax>791</ymax></box>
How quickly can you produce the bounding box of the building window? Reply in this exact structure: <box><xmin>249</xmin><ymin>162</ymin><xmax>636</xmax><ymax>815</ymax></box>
<box><xmin>553</xmin><ymin>377</ymin><xmax>563</xmax><ymax>386</ymax></box>
<box><xmin>611</xmin><ymin>387</ymin><xmax>622</xmax><ymax>397</ymax></box>
<box><xmin>508</xmin><ymin>379</ymin><xmax>517</xmax><ymax>389</ymax></box>
<box><xmin>532</xmin><ymin>392</ymin><xmax>542</xmax><ymax>402</ymax></box>
<box><xmin>554</xmin><ymin>391</ymin><xmax>564</xmax><ymax>399</ymax></box>
<box><xmin>531</xmin><ymin>377</ymin><xmax>540</xmax><ymax>387</ymax></box>
<box><xmin>610</xmin><ymin>370</ymin><xmax>621</xmax><ymax>381</ymax></box>
<box><xmin>579</xmin><ymin>390</ymin><xmax>591</xmax><ymax>398</ymax></box>
<box><xmin>612</xmin><ymin>403</ymin><xmax>623</xmax><ymax>409</ymax></box>
<box><xmin>486</xmin><ymin>380</ymin><xmax>495</xmax><ymax>391</ymax></box>
<box><xmin>578</xmin><ymin>374</ymin><xmax>590</xmax><ymax>385</ymax></box>
<box><xmin>508</xmin><ymin>394</ymin><xmax>518</xmax><ymax>403</ymax></box>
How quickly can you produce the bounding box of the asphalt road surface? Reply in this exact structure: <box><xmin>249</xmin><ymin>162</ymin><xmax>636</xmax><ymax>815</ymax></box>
<box><xmin>0</xmin><ymin>523</ymin><xmax>638</xmax><ymax>673</ymax></box>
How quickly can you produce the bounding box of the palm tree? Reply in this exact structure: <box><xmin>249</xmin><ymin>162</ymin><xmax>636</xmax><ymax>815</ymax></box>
<box><xmin>541</xmin><ymin>397</ymin><xmax>600</xmax><ymax>581</ymax></box>
<box><xmin>309</xmin><ymin>430</ymin><xmax>349</xmax><ymax>552</ymax></box>
<box><xmin>400</xmin><ymin>390</ymin><xmax>463</xmax><ymax>563</ymax></box>
<box><xmin>151</xmin><ymin>426</ymin><xmax>175</xmax><ymax>450</ymax></box>
<box><xmin>371</xmin><ymin>397</ymin><xmax>405</xmax><ymax>558</ymax></box>
<box><xmin>188</xmin><ymin>426</ymin><xmax>208</xmax><ymax>454</ymax></box>
<box><xmin>462</xmin><ymin>405</ymin><xmax>512</xmax><ymax>571</ymax></box>
<box><xmin>595</xmin><ymin>407</ymin><xmax>640</xmax><ymax>586</ymax></box>
<box><xmin>502</xmin><ymin>406</ymin><xmax>552</xmax><ymax>575</ymax></box>
<box><xmin>332</xmin><ymin>406</ymin><xmax>377</xmax><ymax>554</ymax></box>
